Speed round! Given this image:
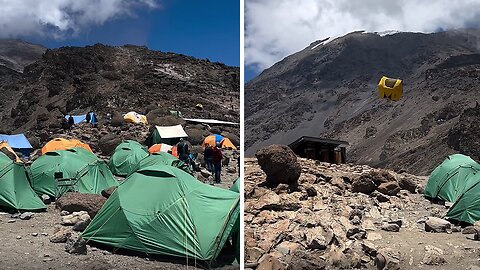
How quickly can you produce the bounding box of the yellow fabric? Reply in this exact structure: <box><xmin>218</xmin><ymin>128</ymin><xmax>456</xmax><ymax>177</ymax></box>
<box><xmin>378</xmin><ymin>76</ymin><xmax>403</xmax><ymax>101</ymax></box>
<box><xmin>123</xmin><ymin>111</ymin><xmax>148</xmax><ymax>125</ymax></box>
<box><xmin>41</xmin><ymin>138</ymin><xmax>93</xmax><ymax>155</ymax></box>
<box><xmin>0</xmin><ymin>142</ymin><xmax>22</xmax><ymax>162</ymax></box>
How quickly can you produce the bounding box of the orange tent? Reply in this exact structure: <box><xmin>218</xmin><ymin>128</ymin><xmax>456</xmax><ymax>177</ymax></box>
<box><xmin>0</xmin><ymin>142</ymin><xmax>22</xmax><ymax>162</ymax></box>
<box><xmin>149</xmin><ymin>144</ymin><xmax>178</xmax><ymax>157</ymax></box>
<box><xmin>202</xmin><ymin>135</ymin><xmax>237</xmax><ymax>150</ymax></box>
<box><xmin>220</xmin><ymin>138</ymin><xmax>237</xmax><ymax>150</ymax></box>
<box><xmin>41</xmin><ymin>138</ymin><xmax>93</xmax><ymax>155</ymax></box>
<box><xmin>148</xmin><ymin>144</ymin><xmax>173</xmax><ymax>154</ymax></box>
<box><xmin>171</xmin><ymin>146</ymin><xmax>178</xmax><ymax>158</ymax></box>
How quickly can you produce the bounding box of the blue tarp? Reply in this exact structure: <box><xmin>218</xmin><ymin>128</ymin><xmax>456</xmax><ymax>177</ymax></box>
<box><xmin>214</xmin><ymin>134</ymin><xmax>224</xmax><ymax>143</ymax></box>
<box><xmin>0</xmin><ymin>134</ymin><xmax>33</xmax><ymax>157</ymax></box>
<box><xmin>65</xmin><ymin>112</ymin><xmax>97</xmax><ymax>124</ymax></box>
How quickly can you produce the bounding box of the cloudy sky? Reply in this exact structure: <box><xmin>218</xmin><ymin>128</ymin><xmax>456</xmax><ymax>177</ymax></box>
<box><xmin>0</xmin><ymin>0</ymin><xmax>240</xmax><ymax>66</ymax></box>
<box><xmin>245</xmin><ymin>0</ymin><xmax>480</xmax><ymax>80</ymax></box>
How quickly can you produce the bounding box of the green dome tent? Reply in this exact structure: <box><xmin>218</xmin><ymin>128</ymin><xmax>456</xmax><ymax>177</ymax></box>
<box><xmin>129</xmin><ymin>152</ymin><xmax>194</xmax><ymax>176</ymax></box>
<box><xmin>229</xmin><ymin>178</ymin><xmax>240</xmax><ymax>263</ymax></box>
<box><xmin>425</xmin><ymin>154</ymin><xmax>480</xmax><ymax>224</ymax></box>
<box><xmin>230</xmin><ymin>178</ymin><xmax>240</xmax><ymax>193</ymax></box>
<box><xmin>109</xmin><ymin>140</ymin><xmax>149</xmax><ymax>176</ymax></box>
<box><xmin>424</xmin><ymin>154</ymin><xmax>480</xmax><ymax>202</ymax></box>
<box><xmin>30</xmin><ymin>148</ymin><xmax>119</xmax><ymax>198</ymax></box>
<box><xmin>0</xmin><ymin>152</ymin><xmax>46</xmax><ymax>211</ymax></box>
<box><xmin>82</xmin><ymin>164</ymin><xmax>240</xmax><ymax>263</ymax></box>
<box><xmin>446</xmin><ymin>178</ymin><xmax>480</xmax><ymax>224</ymax></box>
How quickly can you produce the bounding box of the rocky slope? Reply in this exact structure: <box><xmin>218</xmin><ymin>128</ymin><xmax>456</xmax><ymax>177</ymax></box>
<box><xmin>245</xmin><ymin>29</ymin><xmax>480</xmax><ymax>174</ymax></box>
<box><xmin>245</xmin><ymin>157</ymin><xmax>480</xmax><ymax>270</ymax></box>
<box><xmin>0</xmin><ymin>40</ymin><xmax>46</xmax><ymax>125</ymax></box>
<box><xmin>0</xmin><ymin>39</ymin><xmax>46</xmax><ymax>72</ymax></box>
<box><xmin>0</xmin><ymin>43</ymin><xmax>240</xmax><ymax>150</ymax></box>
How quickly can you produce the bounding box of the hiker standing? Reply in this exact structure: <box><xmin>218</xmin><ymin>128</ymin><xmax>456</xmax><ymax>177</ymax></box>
<box><xmin>85</xmin><ymin>112</ymin><xmax>91</xmax><ymax>123</ymax></box>
<box><xmin>177</xmin><ymin>138</ymin><xmax>191</xmax><ymax>165</ymax></box>
<box><xmin>204</xmin><ymin>145</ymin><xmax>214</xmax><ymax>173</ymax></box>
<box><xmin>212</xmin><ymin>143</ymin><xmax>223</xmax><ymax>183</ymax></box>
<box><xmin>68</xmin><ymin>116</ymin><xmax>74</xmax><ymax>129</ymax></box>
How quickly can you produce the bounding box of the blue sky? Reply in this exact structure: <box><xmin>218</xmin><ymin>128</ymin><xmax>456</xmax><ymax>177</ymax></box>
<box><xmin>22</xmin><ymin>1</ymin><xmax>240</xmax><ymax>67</ymax></box>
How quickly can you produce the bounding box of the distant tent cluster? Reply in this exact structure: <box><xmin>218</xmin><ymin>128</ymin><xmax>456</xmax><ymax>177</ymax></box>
<box><xmin>425</xmin><ymin>154</ymin><xmax>480</xmax><ymax>224</ymax></box>
<box><xmin>0</xmin><ymin>109</ymin><xmax>240</xmax><ymax>264</ymax></box>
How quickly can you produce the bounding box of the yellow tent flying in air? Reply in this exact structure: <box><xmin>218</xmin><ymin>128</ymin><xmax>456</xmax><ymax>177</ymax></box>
<box><xmin>378</xmin><ymin>76</ymin><xmax>403</xmax><ymax>101</ymax></box>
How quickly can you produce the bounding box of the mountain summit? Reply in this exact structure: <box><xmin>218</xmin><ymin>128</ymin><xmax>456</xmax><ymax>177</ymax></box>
<box><xmin>245</xmin><ymin>29</ymin><xmax>480</xmax><ymax>174</ymax></box>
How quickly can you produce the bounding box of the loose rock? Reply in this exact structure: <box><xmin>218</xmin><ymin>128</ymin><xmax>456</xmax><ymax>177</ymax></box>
<box><xmin>425</xmin><ymin>217</ymin><xmax>451</xmax><ymax>233</ymax></box>
<box><xmin>65</xmin><ymin>235</ymin><xmax>87</xmax><ymax>255</ymax></box>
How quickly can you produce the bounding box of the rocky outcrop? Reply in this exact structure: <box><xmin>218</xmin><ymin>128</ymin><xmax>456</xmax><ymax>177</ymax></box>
<box><xmin>56</xmin><ymin>193</ymin><xmax>107</xmax><ymax>218</ymax></box>
<box><xmin>244</xmin><ymin>156</ymin><xmax>455</xmax><ymax>269</ymax></box>
<box><xmin>255</xmin><ymin>145</ymin><xmax>301</xmax><ymax>190</ymax></box>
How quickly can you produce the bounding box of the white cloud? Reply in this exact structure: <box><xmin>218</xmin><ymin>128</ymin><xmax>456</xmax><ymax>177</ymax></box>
<box><xmin>0</xmin><ymin>0</ymin><xmax>158</xmax><ymax>39</ymax></box>
<box><xmin>245</xmin><ymin>0</ymin><xmax>480</xmax><ymax>71</ymax></box>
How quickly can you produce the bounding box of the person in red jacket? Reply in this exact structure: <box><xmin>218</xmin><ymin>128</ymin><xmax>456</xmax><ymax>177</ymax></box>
<box><xmin>211</xmin><ymin>143</ymin><xmax>223</xmax><ymax>183</ymax></box>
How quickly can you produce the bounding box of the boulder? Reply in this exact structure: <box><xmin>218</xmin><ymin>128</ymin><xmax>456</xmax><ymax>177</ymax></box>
<box><xmin>288</xmin><ymin>249</ymin><xmax>327</xmax><ymax>270</ymax></box>
<box><xmin>255</xmin><ymin>145</ymin><xmax>301</xmax><ymax>189</ymax></box>
<box><xmin>371</xmin><ymin>190</ymin><xmax>390</xmax><ymax>202</ymax></box>
<box><xmin>346</xmin><ymin>227</ymin><xmax>366</xmax><ymax>240</ymax></box>
<box><xmin>462</xmin><ymin>226</ymin><xmax>477</xmax><ymax>234</ymax></box>
<box><xmin>305</xmin><ymin>185</ymin><xmax>317</xmax><ymax>197</ymax></box>
<box><xmin>377</xmin><ymin>182</ymin><xmax>401</xmax><ymax>196</ymax></box>
<box><xmin>65</xmin><ymin>235</ymin><xmax>87</xmax><ymax>255</ymax></box>
<box><xmin>376</xmin><ymin>248</ymin><xmax>401</xmax><ymax>270</ymax></box>
<box><xmin>19</xmin><ymin>212</ymin><xmax>34</xmax><ymax>220</ymax></box>
<box><xmin>246</xmin><ymin>247</ymin><xmax>264</xmax><ymax>263</ymax></box>
<box><xmin>425</xmin><ymin>217</ymin><xmax>451</xmax><ymax>233</ymax></box>
<box><xmin>397</xmin><ymin>176</ymin><xmax>417</xmax><ymax>193</ymax></box>
<box><xmin>351</xmin><ymin>175</ymin><xmax>376</xmax><ymax>194</ymax></box>
<box><xmin>50</xmin><ymin>228</ymin><xmax>73</xmax><ymax>243</ymax></box>
<box><xmin>56</xmin><ymin>193</ymin><xmax>106</xmax><ymax>218</ymax></box>
<box><xmin>257</xmin><ymin>254</ymin><xmax>286</xmax><ymax>270</ymax></box>
<box><xmin>185</xmin><ymin>127</ymin><xmax>206</xmax><ymax>145</ymax></box>
<box><xmin>61</xmin><ymin>211</ymin><xmax>91</xmax><ymax>226</ymax></box>
<box><xmin>110</xmin><ymin>112</ymin><xmax>124</xmax><ymax>127</ymax></box>
<box><xmin>98</xmin><ymin>134</ymin><xmax>121</xmax><ymax>155</ymax></box>
<box><xmin>381</xmin><ymin>223</ymin><xmax>400</xmax><ymax>232</ymax></box>
<box><xmin>422</xmin><ymin>245</ymin><xmax>446</xmax><ymax>265</ymax></box>
<box><xmin>73</xmin><ymin>220</ymin><xmax>90</xmax><ymax>231</ymax></box>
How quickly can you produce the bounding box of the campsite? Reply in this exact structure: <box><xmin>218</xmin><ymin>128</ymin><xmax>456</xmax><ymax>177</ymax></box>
<box><xmin>0</xmin><ymin>37</ymin><xmax>240</xmax><ymax>269</ymax></box>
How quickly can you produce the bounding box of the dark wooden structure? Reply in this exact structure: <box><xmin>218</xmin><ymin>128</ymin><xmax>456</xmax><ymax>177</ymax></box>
<box><xmin>288</xmin><ymin>136</ymin><xmax>349</xmax><ymax>164</ymax></box>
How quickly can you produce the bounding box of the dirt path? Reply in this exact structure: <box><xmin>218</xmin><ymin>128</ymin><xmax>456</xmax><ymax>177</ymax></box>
<box><xmin>0</xmin><ymin>205</ymin><xmax>206</xmax><ymax>270</ymax></box>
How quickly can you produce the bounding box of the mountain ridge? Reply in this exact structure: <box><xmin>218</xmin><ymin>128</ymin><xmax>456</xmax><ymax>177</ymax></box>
<box><xmin>245</xmin><ymin>29</ymin><xmax>480</xmax><ymax>174</ymax></box>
